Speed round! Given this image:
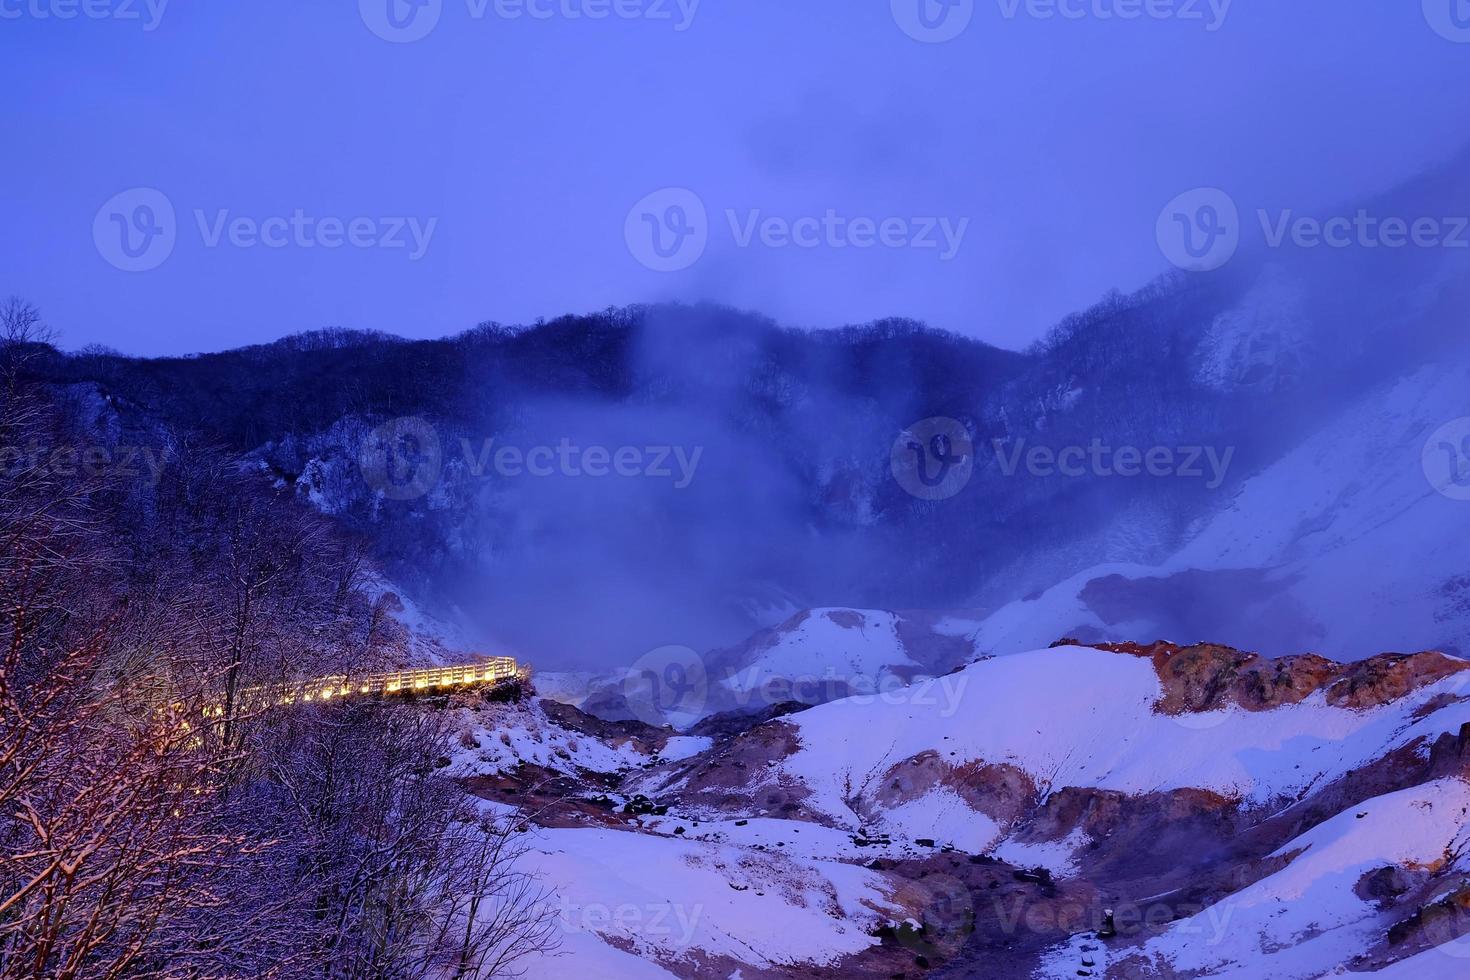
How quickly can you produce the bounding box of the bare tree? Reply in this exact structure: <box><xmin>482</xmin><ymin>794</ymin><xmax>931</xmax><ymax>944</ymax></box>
<box><xmin>0</xmin><ymin>610</ymin><xmax>262</xmax><ymax>978</ymax></box>
<box><xmin>426</xmin><ymin>810</ymin><xmax>560</xmax><ymax>979</ymax></box>
<box><xmin>0</xmin><ymin>351</ymin><xmax>560</xmax><ymax>978</ymax></box>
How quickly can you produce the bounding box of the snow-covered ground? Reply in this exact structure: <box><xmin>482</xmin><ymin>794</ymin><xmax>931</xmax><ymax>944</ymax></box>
<box><xmin>516</xmin><ymin>826</ymin><xmax>897</xmax><ymax>976</ymax></box>
<box><xmin>447</xmin><ymin>639</ymin><xmax>1470</xmax><ymax>978</ymax></box>
<box><xmin>758</xmin><ymin>645</ymin><xmax>1470</xmax><ymax>854</ymax></box>
<box><xmin>448</xmin><ymin>699</ymin><xmax>657</xmax><ymax>777</ymax></box>
<box><xmin>1094</xmin><ymin>779</ymin><xmax>1470</xmax><ymax>980</ymax></box>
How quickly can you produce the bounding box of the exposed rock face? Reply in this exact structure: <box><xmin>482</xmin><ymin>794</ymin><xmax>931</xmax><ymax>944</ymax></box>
<box><xmin>1356</xmin><ymin>865</ymin><xmax>1427</xmax><ymax>905</ymax></box>
<box><xmin>1326</xmin><ymin>651</ymin><xmax>1470</xmax><ymax>709</ymax></box>
<box><xmin>1012</xmin><ymin>786</ymin><xmax>1247</xmax><ymax>887</ymax></box>
<box><xmin>657</xmin><ymin>720</ymin><xmax>813</xmax><ymax>817</ymax></box>
<box><xmin>687</xmin><ymin>700</ymin><xmax>810</xmax><ymax>739</ymax></box>
<box><xmin>1387</xmin><ymin>884</ymin><xmax>1470</xmax><ymax>950</ymax></box>
<box><xmin>1088</xmin><ymin>640</ymin><xmax>1469</xmax><ymax>715</ymax></box>
<box><xmin>871</xmin><ymin>754</ymin><xmax>1039</xmax><ymax>828</ymax></box>
<box><xmin>1230</xmin><ymin>653</ymin><xmax>1341</xmax><ymax>708</ymax></box>
<box><xmin>1427</xmin><ymin>722</ymin><xmax>1470</xmax><ymax>779</ymax></box>
<box><xmin>539</xmin><ymin>697</ymin><xmax>670</xmax><ymax>748</ymax></box>
<box><xmin>1151</xmin><ymin>642</ymin><xmax>1262</xmax><ymax>713</ymax></box>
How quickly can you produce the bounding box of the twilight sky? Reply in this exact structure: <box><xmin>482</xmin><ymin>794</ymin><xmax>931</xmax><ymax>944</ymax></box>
<box><xmin>3</xmin><ymin>0</ymin><xmax>1469</xmax><ymax>355</ymax></box>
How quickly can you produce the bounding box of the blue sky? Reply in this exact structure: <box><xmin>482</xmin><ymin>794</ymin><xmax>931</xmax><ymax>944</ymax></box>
<box><xmin>4</xmin><ymin>0</ymin><xmax>1469</xmax><ymax>355</ymax></box>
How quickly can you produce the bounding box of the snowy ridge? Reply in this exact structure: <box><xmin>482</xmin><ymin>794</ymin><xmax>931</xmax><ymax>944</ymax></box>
<box><xmin>756</xmin><ymin>644</ymin><xmax>1470</xmax><ymax>856</ymax></box>
<box><xmin>970</xmin><ymin>357</ymin><xmax>1470</xmax><ymax>661</ymax></box>
<box><xmin>714</xmin><ymin>608</ymin><xmax>924</xmax><ymax>699</ymax></box>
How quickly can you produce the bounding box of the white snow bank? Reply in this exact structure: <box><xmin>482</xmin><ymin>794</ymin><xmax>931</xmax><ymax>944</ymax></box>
<box><xmin>767</xmin><ymin>645</ymin><xmax>1470</xmax><ymax>848</ymax></box>
<box><xmin>517</xmin><ymin>826</ymin><xmax>894</xmax><ymax>974</ymax></box>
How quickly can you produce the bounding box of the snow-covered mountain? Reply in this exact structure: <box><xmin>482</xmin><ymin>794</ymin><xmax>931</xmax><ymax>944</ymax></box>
<box><xmin>969</xmin><ymin>352</ymin><xmax>1470</xmax><ymax>661</ymax></box>
<box><xmin>38</xmin><ymin>134</ymin><xmax>1470</xmax><ymax>673</ymax></box>
<box><xmin>451</xmin><ymin>640</ymin><xmax>1470</xmax><ymax>978</ymax></box>
<box><xmin>535</xmin><ymin>606</ymin><xmax>986</xmax><ymax>728</ymax></box>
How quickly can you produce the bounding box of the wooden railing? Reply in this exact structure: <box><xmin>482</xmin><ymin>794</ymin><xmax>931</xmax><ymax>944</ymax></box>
<box><xmin>223</xmin><ymin>657</ymin><xmax>522</xmax><ymax>713</ymax></box>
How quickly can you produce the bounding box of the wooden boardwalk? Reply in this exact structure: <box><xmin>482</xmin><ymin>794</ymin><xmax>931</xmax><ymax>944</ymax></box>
<box><xmin>228</xmin><ymin>657</ymin><xmax>522</xmax><ymax>711</ymax></box>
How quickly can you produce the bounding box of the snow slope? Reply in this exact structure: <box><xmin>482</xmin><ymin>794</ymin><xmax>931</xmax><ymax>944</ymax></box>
<box><xmin>970</xmin><ymin>359</ymin><xmax>1470</xmax><ymax>660</ymax></box>
<box><xmin>517</xmin><ymin>826</ymin><xmax>896</xmax><ymax>975</ymax></box>
<box><xmin>448</xmin><ymin>699</ymin><xmax>657</xmax><ymax>777</ymax></box>
<box><xmin>1088</xmin><ymin>779</ymin><xmax>1470</xmax><ymax>980</ymax></box>
<box><xmin>714</xmin><ymin>608</ymin><xmax>924</xmax><ymax>701</ymax></box>
<box><xmin>759</xmin><ymin>645</ymin><xmax>1470</xmax><ymax>852</ymax></box>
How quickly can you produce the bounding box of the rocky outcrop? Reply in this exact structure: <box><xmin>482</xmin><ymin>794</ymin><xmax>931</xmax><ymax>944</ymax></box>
<box><xmin>1356</xmin><ymin>865</ymin><xmax>1428</xmax><ymax>905</ymax></box>
<box><xmin>1084</xmin><ymin>640</ymin><xmax>1469</xmax><ymax>716</ymax></box>
<box><xmin>869</xmin><ymin>753</ymin><xmax>1039</xmax><ymax>828</ymax></box>
<box><xmin>539</xmin><ymin>698</ymin><xmax>670</xmax><ymax>748</ymax></box>
<box><xmin>657</xmin><ymin>720</ymin><xmax>813</xmax><ymax>817</ymax></box>
<box><xmin>688</xmin><ymin>700</ymin><xmax>810</xmax><ymax>739</ymax></box>
<box><xmin>1326</xmin><ymin>652</ymin><xmax>1470</xmax><ymax>709</ymax></box>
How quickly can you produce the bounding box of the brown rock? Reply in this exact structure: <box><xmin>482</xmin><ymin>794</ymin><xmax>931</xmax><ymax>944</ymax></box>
<box><xmin>1325</xmin><ymin>652</ymin><xmax>1470</xmax><ymax>710</ymax></box>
